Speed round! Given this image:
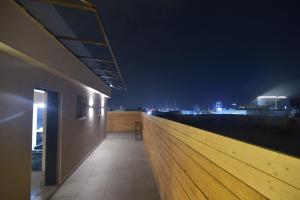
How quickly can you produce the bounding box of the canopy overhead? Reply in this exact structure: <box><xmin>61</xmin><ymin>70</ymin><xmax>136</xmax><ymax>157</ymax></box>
<box><xmin>16</xmin><ymin>0</ymin><xmax>126</xmax><ymax>90</ymax></box>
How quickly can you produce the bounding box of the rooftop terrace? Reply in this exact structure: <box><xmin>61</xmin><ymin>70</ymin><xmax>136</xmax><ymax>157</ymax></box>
<box><xmin>106</xmin><ymin>111</ymin><xmax>300</xmax><ymax>200</ymax></box>
<box><xmin>50</xmin><ymin>132</ymin><xmax>160</xmax><ymax>200</ymax></box>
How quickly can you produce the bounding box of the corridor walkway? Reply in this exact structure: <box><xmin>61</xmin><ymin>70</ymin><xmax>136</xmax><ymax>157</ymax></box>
<box><xmin>51</xmin><ymin>133</ymin><xmax>160</xmax><ymax>200</ymax></box>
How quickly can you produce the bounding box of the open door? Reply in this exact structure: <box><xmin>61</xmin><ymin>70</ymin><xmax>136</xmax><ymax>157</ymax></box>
<box><xmin>31</xmin><ymin>89</ymin><xmax>59</xmax><ymax>199</ymax></box>
<box><xmin>44</xmin><ymin>90</ymin><xmax>59</xmax><ymax>185</ymax></box>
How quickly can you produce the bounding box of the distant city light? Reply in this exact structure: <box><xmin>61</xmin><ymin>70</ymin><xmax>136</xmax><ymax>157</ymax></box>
<box><xmin>257</xmin><ymin>95</ymin><xmax>288</xmax><ymax>110</ymax></box>
<box><xmin>257</xmin><ymin>96</ymin><xmax>287</xmax><ymax>99</ymax></box>
<box><xmin>215</xmin><ymin>109</ymin><xmax>247</xmax><ymax>115</ymax></box>
<box><xmin>146</xmin><ymin>110</ymin><xmax>152</xmax><ymax>115</ymax></box>
<box><xmin>182</xmin><ymin>110</ymin><xmax>197</xmax><ymax>115</ymax></box>
<box><xmin>215</xmin><ymin>101</ymin><xmax>222</xmax><ymax>112</ymax></box>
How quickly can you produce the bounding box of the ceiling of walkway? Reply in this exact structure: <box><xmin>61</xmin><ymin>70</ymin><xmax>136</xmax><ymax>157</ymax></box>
<box><xmin>16</xmin><ymin>0</ymin><xmax>126</xmax><ymax>91</ymax></box>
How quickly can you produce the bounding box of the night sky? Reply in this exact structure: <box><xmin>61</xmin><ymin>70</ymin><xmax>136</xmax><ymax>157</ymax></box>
<box><xmin>96</xmin><ymin>0</ymin><xmax>300</xmax><ymax>109</ymax></box>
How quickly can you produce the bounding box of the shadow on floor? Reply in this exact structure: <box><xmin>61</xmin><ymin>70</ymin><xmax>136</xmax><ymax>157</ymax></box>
<box><xmin>31</xmin><ymin>171</ymin><xmax>57</xmax><ymax>200</ymax></box>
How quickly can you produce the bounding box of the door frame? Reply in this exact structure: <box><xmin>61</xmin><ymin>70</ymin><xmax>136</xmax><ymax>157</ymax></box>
<box><xmin>33</xmin><ymin>88</ymin><xmax>60</xmax><ymax>186</ymax></box>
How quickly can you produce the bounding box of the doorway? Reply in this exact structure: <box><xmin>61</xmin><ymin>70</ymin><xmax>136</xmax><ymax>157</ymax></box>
<box><xmin>31</xmin><ymin>88</ymin><xmax>59</xmax><ymax>199</ymax></box>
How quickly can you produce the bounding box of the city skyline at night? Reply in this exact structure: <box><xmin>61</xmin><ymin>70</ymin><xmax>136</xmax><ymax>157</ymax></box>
<box><xmin>97</xmin><ymin>0</ymin><xmax>300</xmax><ymax>108</ymax></box>
<box><xmin>1</xmin><ymin>1</ymin><xmax>300</xmax><ymax>199</ymax></box>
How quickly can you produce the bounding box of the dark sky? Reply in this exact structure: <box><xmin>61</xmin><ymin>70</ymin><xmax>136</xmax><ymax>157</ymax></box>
<box><xmin>96</xmin><ymin>0</ymin><xmax>300</xmax><ymax>109</ymax></box>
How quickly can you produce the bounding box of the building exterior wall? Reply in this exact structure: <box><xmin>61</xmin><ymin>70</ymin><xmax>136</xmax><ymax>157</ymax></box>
<box><xmin>0</xmin><ymin>0</ymin><xmax>111</xmax><ymax>97</ymax></box>
<box><xmin>0</xmin><ymin>51</ymin><xmax>108</xmax><ymax>200</ymax></box>
<box><xmin>0</xmin><ymin>1</ymin><xmax>110</xmax><ymax>199</ymax></box>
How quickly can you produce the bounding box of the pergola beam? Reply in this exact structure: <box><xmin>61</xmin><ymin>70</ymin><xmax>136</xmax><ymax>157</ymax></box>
<box><xmin>78</xmin><ymin>56</ymin><xmax>115</xmax><ymax>64</ymax></box>
<box><xmin>32</xmin><ymin>0</ymin><xmax>96</xmax><ymax>11</ymax></box>
<box><xmin>93</xmin><ymin>71</ymin><xmax>119</xmax><ymax>79</ymax></box>
<box><xmin>57</xmin><ymin>35</ymin><xmax>107</xmax><ymax>46</ymax></box>
<box><xmin>93</xmin><ymin>8</ymin><xmax>127</xmax><ymax>90</ymax></box>
<box><xmin>89</xmin><ymin>68</ymin><xmax>118</xmax><ymax>74</ymax></box>
<box><xmin>28</xmin><ymin>0</ymin><xmax>126</xmax><ymax>90</ymax></box>
<box><xmin>91</xmin><ymin>68</ymin><xmax>119</xmax><ymax>77</ymax></box>
<box><xmin>100</xmin><ymin>75</ymin><xmax>120</xmax><ymax>80</ymax></box>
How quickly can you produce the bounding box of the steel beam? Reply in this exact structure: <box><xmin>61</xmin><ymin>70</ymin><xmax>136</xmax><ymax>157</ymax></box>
<box><xmin>89</xmin><ymin>68</ymin><xmax>118</xmax><ymax>74</ymax></box>
<box><xmin>32</xmin><ymin>0</ymin><xmax>96</xmax><ymax>11</ymax></box>
<box><xmin>80</xmin><ymin>0</ymin><xmax>93</xmax><ymax>6</ymax></box>
<box><xmin>78</xmin><ymin>56</ymin><xmax>115</xmax><ymax>63</ymax></box>
<box><xmin>57</xmin><ymin>35</ymin><xmax>107</xmax><ymax>46</ymax></box>
<box><xmin>93</xmin><ymin>8</ymin><xmax>127</xmax><ymax>90</ymax></box>
<box><xmin>91</xmin><ymin>68</ymin><xmax>119</xmax><ymax>76</ymax></box>
<box><xmin>100</xmin><ymin>76</ymin><xmax>120</xmax><ymax>80</ymax></box>
<box><xmin>93</xmin><ymin>70</ymin><xmax>119</xmax><ymax>78</ymax></box>
<box><xmin>27</xmin><ymin>0</ymin><xmax>126</xmax><ymax>90</ymax></box>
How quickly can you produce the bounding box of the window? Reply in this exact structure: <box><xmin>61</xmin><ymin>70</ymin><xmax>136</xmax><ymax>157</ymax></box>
<box><xmin>76</xmin><ymin>95</ymin><xmax>87</xmax><ymax>119</ymax></box>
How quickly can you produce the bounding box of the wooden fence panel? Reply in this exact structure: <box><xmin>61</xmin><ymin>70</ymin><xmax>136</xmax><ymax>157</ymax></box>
<box><xmin>106</xmin><ymin>111</ymin><xmax>141</xmax><ymax>132</ymax></box>
<box><xmin>143</xmin><ymin>114</ymin><xmax>300</xmax><ymax>200</ymax></box>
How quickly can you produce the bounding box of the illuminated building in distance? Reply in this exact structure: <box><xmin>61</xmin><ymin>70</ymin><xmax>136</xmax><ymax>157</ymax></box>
<box><xmin>257</xmin><ymin>96</ymin><xmax>288</xmax><ymax>110</ymax></box>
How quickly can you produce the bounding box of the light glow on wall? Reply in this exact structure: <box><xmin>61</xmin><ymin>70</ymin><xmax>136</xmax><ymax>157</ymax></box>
<box><xmin>88</xmin><ymin>97</ymin><xmax>94</xmax><ymax>107</ymax></box>
<box><xmin>101</xmin><ymin>94</ymin><xmax>105</xmax><ymax>108</ymax></box>
<box><xmin>100</xmin><ymin>94</ymin><xmax>106</xmax><ymax>116</ymax></box>
<box><xmin>88</xmin><ymin>107</ymin><xmax>94</xmax><ymax>117</ymax></box>
<box><xmin>86</xmin><ymin>86</ymin><xmax>109</xmax><ymax>98</ymax></box>
<box><xmin>35</xmin><ymin>103</ymin><xmax>45</xmax><ymax>108</ymax></box>
<box><xmin>87</xmin><ymin>93</ymin><xmax>95</xmax><ymax>118</ymax></box>
<box><xmin>34</xmin><ymin>89</ymin><xmax>45</xmax><ymax>94</ymax></box>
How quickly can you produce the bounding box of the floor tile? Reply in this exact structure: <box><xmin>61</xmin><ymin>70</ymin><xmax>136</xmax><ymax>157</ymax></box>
<box><xmin>51</xmin><ymin>133</ymin><xmax>160</xmax><ymax>200</ymax></box>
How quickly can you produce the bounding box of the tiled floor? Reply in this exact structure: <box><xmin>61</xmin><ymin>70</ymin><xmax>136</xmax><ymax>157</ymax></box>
<box><xmin>50</xmin><ymin>133</ymin><xmax>160</xmax><ymax>200</ymax></box>
<box><xmin>31</xmin><ymin>171</ymin><xmax>57</xmax><ymax>200</ymax></box>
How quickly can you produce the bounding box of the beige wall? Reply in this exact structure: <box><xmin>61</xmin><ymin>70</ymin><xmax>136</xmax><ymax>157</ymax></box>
<box><xmin>0</xmin><ymin>51</ymin><xmax>108</xmax><ymax>200</ymax></box>
<box><xmin>0</xmin><ymin>1</ymin><xmax>110</xmax><ymax>199</ymax></box>
<box><xmin>143</xmin><ymin>114</ymin><xmax>300</xmax><ymax>200</ymax></box>
<box><xmin>106</xmin><ymin>111</ymin><xmax>142</xmax><ymax>132</ymax></box>
<box><xmin>0</xmin><ymin>0</ymin><xmax>111</xmax><ymax>96</ymax></box>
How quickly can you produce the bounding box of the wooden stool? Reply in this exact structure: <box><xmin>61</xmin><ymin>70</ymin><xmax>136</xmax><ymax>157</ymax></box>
<box><xmin>135</xmin><ymin>121</ymin><xmax>143</xmax><ymax>140</ymax></box>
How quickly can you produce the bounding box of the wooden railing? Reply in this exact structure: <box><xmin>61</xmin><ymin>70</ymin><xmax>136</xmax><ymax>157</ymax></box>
<box><xmin>106</xmin><ymin>111</ymin><xmax>142</xmax><ymax>132</ymax></box>
<box><xmin>105</xmin><ymin>111</ymin><xmax>300</xmax><ymax>199</ymax></box>
<box><xmin>143</xmin><ymin>114</ymin><xmax>300</xmax><ymax>200</ymax></box>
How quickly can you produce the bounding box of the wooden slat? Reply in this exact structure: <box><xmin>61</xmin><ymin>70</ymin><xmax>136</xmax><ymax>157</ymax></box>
<box><xmin>151</xmin><ymin>121</ymin><xmax>266</xmax><ymax>200</ymax></box>
<box><xmin>166</xmin><ymin>127</ymin><xmax>266</xmax><ymax>200</ymax></box>
<box><xmin>146</xmin><ymin>135</ymin><xmax>189</xmax><ymax>200</ymax></box>
<box><xmin>145</xmin><ymin>115</ymin><xmax>300</xmax><ymax>200</ymax></box>
<box><xmin>147</xmin><ymin>123</ymin><xmax>207</xmax><ymax>200</ymax></box>
<box><xmin>106</xmin><ymin>111</ymin><xmax>141</xmax><ymax>132</ymax></box>
<box><xmin>150</xmin><ymin>115</ymin><xmax>300</xmax><ymax>189</ymax></box>
<box><xmin>146</xmin><ymin>143</ymin><xmax>172</xmax><ymax>199</ymax></box>
<box><xmin>150</xmin><ymin>123</ymin><xmax>238</xmax><ymax>199</ymax></box>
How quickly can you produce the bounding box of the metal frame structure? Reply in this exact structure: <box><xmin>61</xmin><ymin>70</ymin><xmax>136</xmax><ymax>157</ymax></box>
<box><xmin>16</xmin><ymin>0</ymin><xmax>127</xmax><ymax>90</ymax></box>
<box><xmin>56</xmin><ymin>35</ymin><xmax>108</xmax><ymax>46</ymax></box>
